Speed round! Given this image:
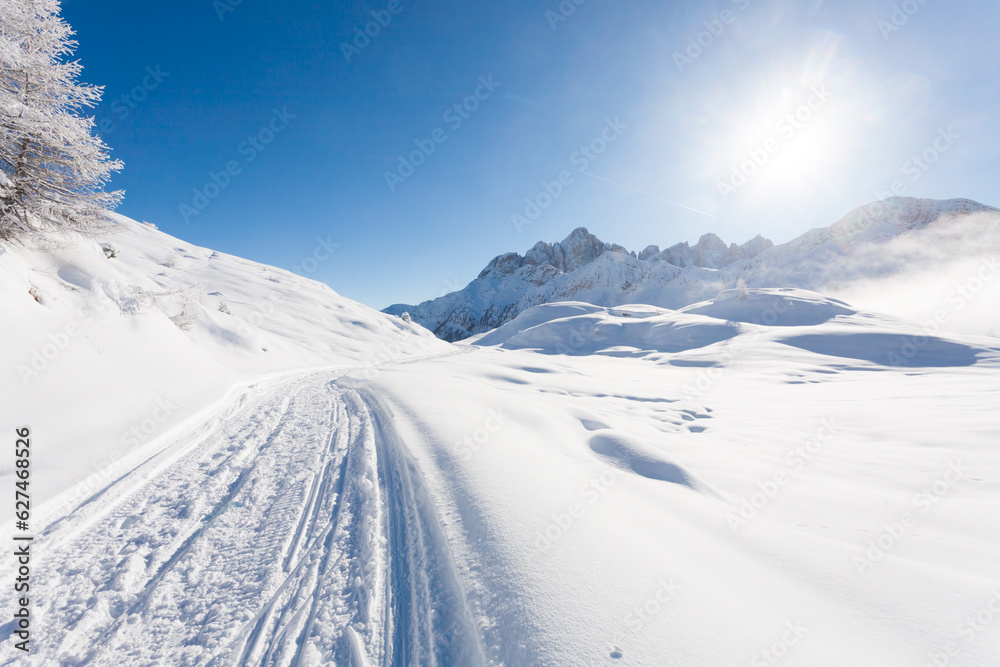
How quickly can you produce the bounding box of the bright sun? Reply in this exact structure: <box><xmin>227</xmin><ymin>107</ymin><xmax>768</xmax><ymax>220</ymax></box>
<box><xmin>710</xmin><ymin>33</ymin><xmax>859</xmax><ymax>205</ymax></box>
<box><xmin>714</xmin><ymin>82</ymin><xmax>850</xmax><ymax>204</ymax></box>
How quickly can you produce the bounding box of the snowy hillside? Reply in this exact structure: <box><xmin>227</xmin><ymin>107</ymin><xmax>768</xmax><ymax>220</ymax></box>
<box><xmin>387</xmin><ymin>197</ymin><xmax>1000</xmax><ymax>341</ymax></box>
<box><xmin>6</xmin><ymin>284</ymin><xmax>1000</xmax><ymax>665</ymax></box>
<box><xmin>0</xmin><ymin>214</ymin><xmax>448</xmax><ymax>504</ymax></box>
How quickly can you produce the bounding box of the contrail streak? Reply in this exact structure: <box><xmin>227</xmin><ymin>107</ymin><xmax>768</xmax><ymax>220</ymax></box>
<box><xmin>550</xmin><ymin>162</ymin><xmax>714</xmax><ymax>217</ymax></box>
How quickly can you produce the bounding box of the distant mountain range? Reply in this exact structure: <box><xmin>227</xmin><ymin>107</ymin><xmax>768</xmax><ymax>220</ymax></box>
<box><xmin>384</xmin><ymin>197</ymin><xmax>999</xmax><ymax>341</ymax></box>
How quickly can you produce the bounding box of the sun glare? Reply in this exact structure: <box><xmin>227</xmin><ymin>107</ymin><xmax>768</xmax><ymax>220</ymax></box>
<box><xmin>707</xmin><ymin>32</ymin><xmax>861</xmax><ymax>206</ymax></box>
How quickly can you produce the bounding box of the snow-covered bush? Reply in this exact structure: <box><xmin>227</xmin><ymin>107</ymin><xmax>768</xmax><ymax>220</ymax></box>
<box><xmin>156</xmin><ymin>285</ymin><xmax>206</xmax><ymax>331</ymax></box>
<box><xmin>104</xmin><ymin>282</ymin><xmax>160</xmax><ymax>317</ymax></box>
<box><xmin>172</xmin><ymin>298</ymin><xmax>199</xmax><ymax>332</ymax></box>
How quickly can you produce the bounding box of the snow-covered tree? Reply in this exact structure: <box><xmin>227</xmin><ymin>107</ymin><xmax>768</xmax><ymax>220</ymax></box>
<box><xmin>736</xmin><ymin>277</ymin><xmax>749</xmax><ymax>301</ymax></box>
<box><xmin>0</xmin><ymin>0</ymin><xmax>122</xmax><ymax>241</ymax></box>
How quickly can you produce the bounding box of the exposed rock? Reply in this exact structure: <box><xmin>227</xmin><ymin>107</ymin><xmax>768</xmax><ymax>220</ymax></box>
<box><xmin>384</xmin><ymin>198</ymin><xmax>998</xmax><ymax>341</ymax></box>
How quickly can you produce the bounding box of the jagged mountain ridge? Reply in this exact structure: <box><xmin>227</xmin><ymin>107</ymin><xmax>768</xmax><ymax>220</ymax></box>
<box><xmin>385</xmin><ymin>229</ymin><xmax>775</xmax><ymax>342</ymax></box>
<box><xmin>385</xmin><ymin>197</ymin><xmax>999</xmax><ymax>341</ymax></box>
<box><xmin>480</xmin><ymin>227</ymin><xmax>773</xmax><ymax>281</ymax></box>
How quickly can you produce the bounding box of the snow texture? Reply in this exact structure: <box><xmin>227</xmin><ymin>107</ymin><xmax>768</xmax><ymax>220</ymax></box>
<box><xmin>3</xmin><ymin>206</ymin><xmax>1000</xmax><ymax>666</ymax></box>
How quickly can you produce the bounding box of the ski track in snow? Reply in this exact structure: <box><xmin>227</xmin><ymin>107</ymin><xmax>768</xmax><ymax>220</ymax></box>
<box><xmin>0</xmin><ymin>367</ymin><xmax>484</xmax><ymax>667</ymax></box>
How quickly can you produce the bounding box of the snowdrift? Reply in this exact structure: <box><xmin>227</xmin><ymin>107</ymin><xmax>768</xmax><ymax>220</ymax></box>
<box><xmin>469</xmin><ymin>288</ymin><xmax>999</xmax><ymax>368</ymax></box>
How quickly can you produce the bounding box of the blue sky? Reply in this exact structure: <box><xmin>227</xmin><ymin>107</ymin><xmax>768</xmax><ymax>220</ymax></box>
<box><xmin>65</xmin><ymin>0</ymin><xmax>1000</xmax><ymax>309</ymax></box>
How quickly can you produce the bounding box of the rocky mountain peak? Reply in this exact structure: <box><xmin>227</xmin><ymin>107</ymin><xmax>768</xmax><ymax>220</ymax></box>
<box><xmin>386</xmin><ymin>198</ymin><xmax>997</xmax><ymax>342</ymax></box>
<box><xmin>558</xmin><ymin>227</ymin><xmax>610</xmax><ymax>272</ymax></box>
<box><xmin>638</xmin><ymin>245</ymin><xmax>660</xmax><ymax>261</ymax></box>
<box><xmin>697</xmin><ymin>233</ymin><xmax>728</xmax><ymax>251</ymax></box>
<box><xmin>477</xmin><ymin>252</ymin><xmax>523</xmax><ymax>280</ymax></box>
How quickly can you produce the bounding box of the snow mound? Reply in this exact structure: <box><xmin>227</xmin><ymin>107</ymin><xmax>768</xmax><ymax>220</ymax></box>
<box><xmin>467</xmin><ymin>301</ymin><xmax>608</xmax><ymax>345</ymax></box>
<box><xmin>679</xmin><ymin>288</ymin><xmax>856</xmax><ymax>326</ymax></box>
<box><xmin>588</xmin><ymin>431</ymin><xmax>692</xmax><ymax>486</ymax></box>
<box><xmin>471</xmin><ymin>301</ymin><xmax>738</xmax><ymax>356</ymax></box>
<box><xmin>470</xmin><ymin>288</ymin><xmax>999</xmax><ymax>368</ymax></box>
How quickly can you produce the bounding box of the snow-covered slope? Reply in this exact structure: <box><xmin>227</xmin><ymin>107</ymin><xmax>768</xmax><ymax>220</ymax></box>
<box><xmin>0</xmin><ymin>214</ymin><xmax>449</xmax><ymax>503</ymax></box>
<box><xmin>369</xmin><ymin>300</ymin><xmax>1000</xmax><ymax>666</ymax></box>
<box><xmin>11</xmin><ymin>287</ymin><xmax>1000</xmax><ymax>665</ymax></box>
<box><xmin>387</xmin><ymin>197</ymin><xmax>1000</xmax><ymax>341</ymax></box>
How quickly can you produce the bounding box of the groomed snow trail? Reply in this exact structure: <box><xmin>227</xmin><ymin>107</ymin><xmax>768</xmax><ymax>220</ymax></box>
<box><xmin>2</xmin><ymin>372</ymin><xmax>486</xmax><ymax>666</ymax></box>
